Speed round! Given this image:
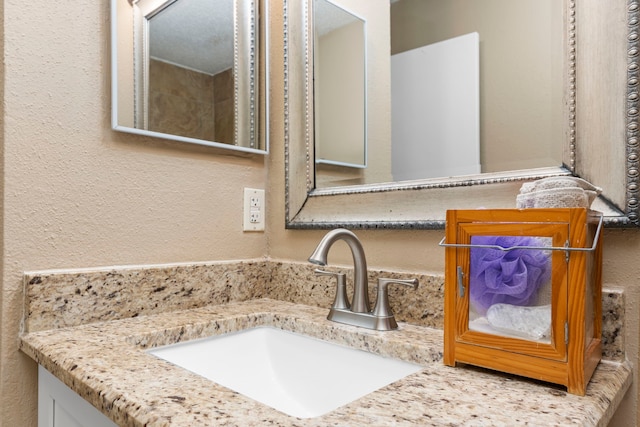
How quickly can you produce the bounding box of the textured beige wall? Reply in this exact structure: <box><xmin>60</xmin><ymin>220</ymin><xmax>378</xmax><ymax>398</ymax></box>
<box><xmin>1</xmin><ymin>1</ymin><xmax>639</xmax><ymax>427</ymax></box>
<box><xmin>0</xmin><ymin>1</ymin><xmax>267</xmax><ymax>425</ymax></box>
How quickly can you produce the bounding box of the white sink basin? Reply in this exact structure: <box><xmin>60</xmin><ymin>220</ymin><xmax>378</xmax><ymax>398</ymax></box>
<box><xmin>148</xmin><ymin>326</ymin><xmax>422</xmax><ymax>418</ymax></box>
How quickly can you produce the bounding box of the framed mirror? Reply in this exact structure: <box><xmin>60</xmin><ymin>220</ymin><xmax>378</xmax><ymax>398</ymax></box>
<box><xmin>314</xmin><ymin>0</ymin><xmax>366</xmax><ymax>172</ymax></box>
<box><xmin>284</xmin><ymin>0</ymin><xmax>639</xmax><ymax>229</ymax></box>
<box><xmin>111</xmin><ymin>0</ymin><xmax>267</xmax><ymax>154</ymax></box>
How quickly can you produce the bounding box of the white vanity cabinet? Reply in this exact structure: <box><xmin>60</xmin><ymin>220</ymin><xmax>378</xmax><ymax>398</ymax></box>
<box><xmin>38</xmin><ymin>366</ymin><xmax>117</xmax><ymax>427</ymax></box>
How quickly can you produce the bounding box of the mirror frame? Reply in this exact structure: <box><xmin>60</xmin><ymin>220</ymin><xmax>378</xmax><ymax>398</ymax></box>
<box><xmin>284</xmin><ymin>0</ymin><xmax>640</xmax><ymax>229</ymax></box>
<box><xmin>111</xmin><ymin>0</ymin><xmax>267</xmax><ymax>155</ymax></box>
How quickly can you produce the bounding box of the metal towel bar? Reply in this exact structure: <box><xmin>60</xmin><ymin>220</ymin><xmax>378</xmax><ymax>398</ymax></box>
<box><xmin>438</xmin><ymin>213</ymin><xmax>603</xmax><ymax>253</ymax></box>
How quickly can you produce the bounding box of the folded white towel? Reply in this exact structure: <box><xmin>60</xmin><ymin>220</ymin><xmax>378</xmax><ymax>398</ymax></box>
<box><xmin>516</xmin><ymin>177</ymin><xmax>601</xmax><ymax>209</ymax></box>
<box><xmin>486</xmin><ymin>303</ymin><xmax>552</xmax><ymax>340</ymax></box>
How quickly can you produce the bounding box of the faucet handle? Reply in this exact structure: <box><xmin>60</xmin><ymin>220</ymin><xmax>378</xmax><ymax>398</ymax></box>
<box><xmin>372</xmin><ymin>278</ymin><xmax>419</xmax><ymax>318</ymax></box>
<box><xmin>315</xmin><ymin>269</ymin><xmax>350</xmax><ymax>310</ymax></box>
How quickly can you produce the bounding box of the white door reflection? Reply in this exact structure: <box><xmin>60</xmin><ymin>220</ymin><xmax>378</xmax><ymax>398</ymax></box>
<box><xmin>391</xmin><ymin>32</ymin><xmax>480</xmax><ymax>181</ymax></box>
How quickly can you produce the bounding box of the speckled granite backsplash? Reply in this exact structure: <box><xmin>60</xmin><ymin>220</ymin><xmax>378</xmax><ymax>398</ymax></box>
<box><xmin>22</xmin><ymin>259</ymin><xmax>624</xmax><ymax>360</ymax></box>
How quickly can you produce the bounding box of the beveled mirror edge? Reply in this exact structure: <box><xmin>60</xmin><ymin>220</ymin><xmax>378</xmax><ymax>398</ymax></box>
<box><xmin>110</xmin><ymin>0</ymin><xmax>268</xmax><ymax>155</ymax></box>
<box><xmin>284</xmin><ymin>0</ymin><xmax>640</xmax><ymax>229</ymax></box>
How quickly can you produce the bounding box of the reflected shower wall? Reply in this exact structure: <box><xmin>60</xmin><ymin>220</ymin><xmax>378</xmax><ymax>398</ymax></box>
<box><xmin>148</xmin><ymin>59</ymin><xmax>234</xmax><ymax>144</ymax></box>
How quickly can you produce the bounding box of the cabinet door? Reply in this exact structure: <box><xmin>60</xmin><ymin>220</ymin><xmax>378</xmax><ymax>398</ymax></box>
<box><xmin>53</xmin><ymin>404</ymin><xmax>85</xmax><ymax>427</ymax></box>
<box><xmin>38</xmin><ymin>366</ymin><xmax>117</xmax><ymax>427</ymax></box>
<box><xmin>454</xmin><ymin>221</ymin><xmax>569</xmax><ymax>362</ymax></box>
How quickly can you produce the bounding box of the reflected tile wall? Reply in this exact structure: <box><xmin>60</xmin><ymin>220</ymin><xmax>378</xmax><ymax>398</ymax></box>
<box><xmin>213</xmin><ymin>68</ymin><xmax>234</xmax><ymax>144</ymax></box>
<box><xmin>148</xmin><ymin>59</ymin><xmax>215</xmax><ymax>141</ymax></box>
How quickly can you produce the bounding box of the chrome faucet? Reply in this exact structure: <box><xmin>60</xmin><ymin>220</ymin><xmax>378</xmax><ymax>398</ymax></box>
<box><xmin>309</xmin><ymin>228</ymin><xmax>418</xmax><ymax>331</ymax></box>
<box><xmin>308</xmin><ymin>228</ymin><xmax>371</xmax><ymax>313</ymax></box>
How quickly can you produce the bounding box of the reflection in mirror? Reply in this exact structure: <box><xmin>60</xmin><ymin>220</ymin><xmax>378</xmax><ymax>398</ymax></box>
<box><xmin>111</xmin><ymin>0</ymin><xmax>266</xmax><ymax>154</ymax></box>
<box><xmin>391</xmin><ymin>0</ymin><xmax>563</xmax><ymax>179</ymax></box>
<box><xmin>313</xmin><ymin>0</ymin><xmax>366</xmax><ymax>172</ymax></box>
<box><xmin>315</xmin><ymin>0</ymin><xmax>563</xmax><ymax>189</ymax></box>
<box><xmin>392</xmin><ymin>31</ymin><xmax>480</xmax><ymax>181</ymax></box>
<box><xmin>284</xmin><ymin>0</ymin><xmax>640</xmax><ymax>228</ymax></box>
<box><xmin>146</xmin><ymin>0</ymin><xmax>234</xmax><ymax>143</ymax></box>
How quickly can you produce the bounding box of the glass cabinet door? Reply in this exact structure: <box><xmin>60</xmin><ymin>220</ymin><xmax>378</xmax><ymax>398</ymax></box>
<box><xmin>455</xmin><ymin>222</ymin><xmax>569</xmax><ymax>361</ymax></box>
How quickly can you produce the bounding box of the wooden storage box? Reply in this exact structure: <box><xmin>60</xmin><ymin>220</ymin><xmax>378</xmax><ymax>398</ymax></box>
<box><xmin>442</xmin><ymin>208</ymin><xmax>602</xmax><ymax>395</ymax></box>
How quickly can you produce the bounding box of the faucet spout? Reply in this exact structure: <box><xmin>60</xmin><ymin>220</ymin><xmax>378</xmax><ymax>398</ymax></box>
<box><xmin>308</xmin><ymin>228</ymin><xmax>370</xmax><ymax>313</ymax></box>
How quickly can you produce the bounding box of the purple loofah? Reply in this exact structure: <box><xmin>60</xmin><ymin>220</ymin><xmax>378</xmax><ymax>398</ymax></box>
<box><xmin>469</xmin><ymin>235</ymin><xmax>551</xmax><ymax>315</ymax></box>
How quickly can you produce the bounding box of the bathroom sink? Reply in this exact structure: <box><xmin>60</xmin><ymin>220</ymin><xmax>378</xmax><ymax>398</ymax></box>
<box><xmin>148</xmin><ymin>326</ymin><xmax>422</xmax><ymax>418</ymax></box>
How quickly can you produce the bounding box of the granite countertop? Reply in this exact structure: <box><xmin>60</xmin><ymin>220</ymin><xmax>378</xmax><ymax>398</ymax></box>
<box><xmin>20</xmin><ymin>299</ymin><xmax>631</xmax><ymax>427</ymax></box>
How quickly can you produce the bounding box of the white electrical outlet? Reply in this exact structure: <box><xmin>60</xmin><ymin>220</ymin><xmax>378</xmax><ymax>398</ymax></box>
<box><xmin>243</xmin><ymin>188</ymin><xmax>265</xmax><ymax>231</ymax></box>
